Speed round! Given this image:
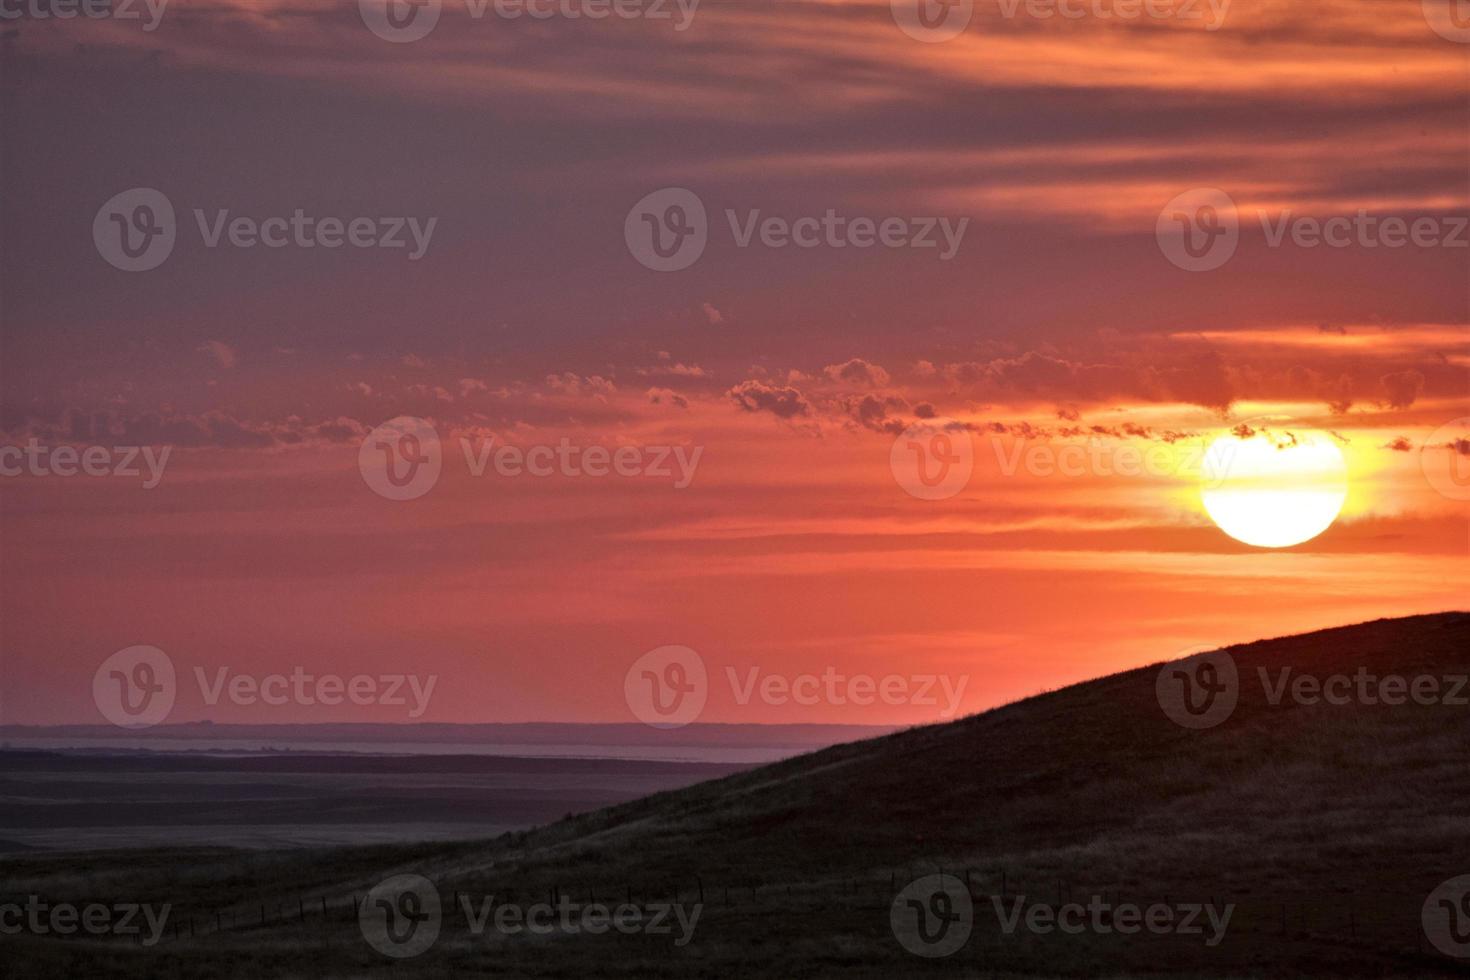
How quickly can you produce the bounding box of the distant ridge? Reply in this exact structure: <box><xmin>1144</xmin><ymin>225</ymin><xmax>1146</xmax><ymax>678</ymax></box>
<box><xmin>0</xmin><ymin>721</ymin><xmax>897</xmax><ymax>748</ymax></box>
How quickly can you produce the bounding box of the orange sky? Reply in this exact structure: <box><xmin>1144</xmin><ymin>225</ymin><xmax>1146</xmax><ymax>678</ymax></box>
<box><xmin>1</xmin><ymin>0</ymin><xmax>1466</xmax><ymax>726</ymax></box>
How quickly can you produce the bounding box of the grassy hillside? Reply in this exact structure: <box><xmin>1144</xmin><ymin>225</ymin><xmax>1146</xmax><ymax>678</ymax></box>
<box><xmin>5</xmin><ymin>612</ymin><xmax>1469</xmax><ymax>978</ymax></box>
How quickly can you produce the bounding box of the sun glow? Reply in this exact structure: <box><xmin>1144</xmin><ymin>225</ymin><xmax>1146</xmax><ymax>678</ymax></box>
<box><xmin>1200</xmin><ymin>427</ymin><xmax>1349</xmax><ymax>548</ymax></box>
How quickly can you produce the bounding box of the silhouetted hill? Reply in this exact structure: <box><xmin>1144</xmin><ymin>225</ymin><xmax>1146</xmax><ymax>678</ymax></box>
<box><xmin>5</xmin><ymin>612</ymin><xmax>1469</xmax><ymax>978</ymax></box>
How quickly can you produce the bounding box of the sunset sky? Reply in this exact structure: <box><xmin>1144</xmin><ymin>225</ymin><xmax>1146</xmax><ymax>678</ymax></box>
<box><xmin>1</xmin><ymin>0</ymin><xmax>1467</xmax><ymax>727</ymax></box>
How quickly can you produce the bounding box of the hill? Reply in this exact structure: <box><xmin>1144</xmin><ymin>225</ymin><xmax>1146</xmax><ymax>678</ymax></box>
<box><xmin>4</xmin><ymin>612</ymin><xmax>1469</xmax><ymax>977</ymax></box>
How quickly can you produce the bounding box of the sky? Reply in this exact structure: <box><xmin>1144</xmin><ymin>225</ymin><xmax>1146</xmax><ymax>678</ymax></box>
<box><xmin>1</xmin><ymin>0</ymin><xmax>1467</xmax><ymax>728</ymax></box>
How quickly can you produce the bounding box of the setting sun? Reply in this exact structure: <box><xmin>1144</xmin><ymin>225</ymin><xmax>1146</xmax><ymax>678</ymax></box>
<box><xmin>1200</xmin><ymin>426</ymin><xmax>1350</xmax><ymax>548</ymax></box>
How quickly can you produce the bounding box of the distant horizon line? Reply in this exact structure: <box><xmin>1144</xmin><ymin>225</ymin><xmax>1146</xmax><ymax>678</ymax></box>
<box><xmin>1</xmin><ymin>720</ymin><xmax>900</xmax><ymax>730</ymax></box>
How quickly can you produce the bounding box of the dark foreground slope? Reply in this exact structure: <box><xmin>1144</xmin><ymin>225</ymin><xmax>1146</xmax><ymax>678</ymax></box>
<box><xmin>5</xmin><ymin>612</ymin><xmax>1470</xmax><ymax>978</ymax></box>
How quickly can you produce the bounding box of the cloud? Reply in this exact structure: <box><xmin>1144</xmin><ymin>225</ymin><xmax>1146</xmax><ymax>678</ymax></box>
<box><xmin>1439</xmin><ymin>437</ymin><xmax>1470</xmax><ymax>457</ymax></box>
<box><xmin>197</xmin><ymin>341</ymin><xmax>238</xmax><ymax>370</ymax></box>
<box><xmin>727</xmin><ymin>380</ymin><xmax>811</xmax><ymax>419</ymax></box>
<box><xmin>646</xmin><ymin>387</ymin><xmax>689</xmax><ymax>409</ymax></box>
<box><xmin>408</xmin><ymin>384</ymin><xmax>455</xmax><ymax>403</ymax></box>
<box><xmin>1381</xmin><ymin>436</ymin><xmax>1413</xmax><ymax>452</ymax></box>
<box><xmin>824</xmin><ymin>358</ymin><xmax>891</xmax><ymax>387</ymax></box>
<box><xmin>545</xmin><ymin>373</ymin><xmax>617</xmax><ymax>397</ymax></box>
<box><xmin>639</xmin><ymin>362</ymin><xmax>708</xmax><ymax>378</ymax></box>
<box><xmin>1379</xmin><ymin>369</ymin><xmax>1425</xmax><ymax>410</ymax></box>
<box><xmin>702</xmin><ymin>303</ymin><xmax>724</xmax><ymax>325</ymax></box>
<box><xmin>942</xmin><ymin>348</ymin><xmax>1234</xmax><ymax>413</ymax></box>
<box><xmin>840</xmin><ymin>393</ymin><xmax>908</xmax><ymax>434</ymax></box>
<box><xmin>5</xmin><ymin>408</ymin><xmax>367</xmax><ymax>450</ymax></box>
